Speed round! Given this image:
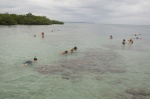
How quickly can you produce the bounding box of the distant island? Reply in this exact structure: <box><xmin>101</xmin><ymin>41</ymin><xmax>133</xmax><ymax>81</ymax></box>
<box><xmin>64</xmin><ymin>21</ymin><xmax>94</xmax><ymax>24</ymax></box>
<box><xmin>0</xmin><ymin>13</ymin><xmax>64</xmax><ymax>25</ymax></box>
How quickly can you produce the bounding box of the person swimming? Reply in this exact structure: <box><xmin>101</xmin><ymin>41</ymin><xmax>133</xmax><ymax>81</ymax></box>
<box><xmin>61</xmin><ymin>50</ymin><xmax>68</xmax><ymax>54</ymax></box>
<box><xmin>73</xmin><ymin>47</ymin><xmax>77</xmax><ymax>50</ymax></box>
<box><xmin>22</xmin><ymin>56</ymin><xmax>37</xmax><ymax>66</ymax></box>
<box><xmin>71</xmin><ymin>48</ymin><xmax>74</xmax><ymax>53</ymax></box>
<box><xmin>131</xmin><ymin>37</ymin><xmax>142</xmax><ymax>40</ymax></box>
<box><xmin>136</xmin><ymin>37</ymin><xmax>139</xmax><ymax>39</ymax></box>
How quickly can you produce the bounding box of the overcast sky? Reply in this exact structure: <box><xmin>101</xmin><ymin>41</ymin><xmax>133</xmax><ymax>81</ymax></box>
<box><xmin>0</xmin><ymin>0</ymin><xmax>150</xmax><ymax>25</ymax></box>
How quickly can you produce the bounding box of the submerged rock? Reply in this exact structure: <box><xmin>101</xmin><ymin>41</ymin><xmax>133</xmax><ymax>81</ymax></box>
<box><xmin>125</xmin><ymin>88</ymin><xmax>150</xmax><ymax>99</ymax></box>
<box><xmin>126</xmin><ymin>88</ymin><xmax>150</xmax><ymax>96</ymax></box>
<box><xmin>35</xmin><ymin>48</ymin><xmax>126</xmax><ymax>82</ymax></box>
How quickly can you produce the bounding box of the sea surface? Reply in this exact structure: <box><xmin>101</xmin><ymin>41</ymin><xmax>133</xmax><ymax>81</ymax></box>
<box><xmin>0</xmin><ymin>23</ymin><xmax>150</xmax><ymax>99</ymax></box>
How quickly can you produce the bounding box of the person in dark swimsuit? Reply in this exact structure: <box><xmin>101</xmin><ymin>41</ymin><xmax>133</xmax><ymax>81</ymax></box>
<box><xmin>22</xmin><ymin>56</ymin><xmax>38</xmax><ymax>66</ymax></box>
<box><xmin>73</xmin><ymin>47</ymin><xmax>77</xmax><ymax>50</ymax></box>
<box><xmin>122</xmin><ymin>39</ymin><xmax>126</xmax><ymax>45</ymax></box>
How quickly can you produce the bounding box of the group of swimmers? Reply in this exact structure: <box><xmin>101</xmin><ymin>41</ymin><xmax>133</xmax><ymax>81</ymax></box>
<box><xmin>34</xmin><ymin>32</ymin><xmax>45</xmax><ymax>38</ymax></box>
<box><xmin>134</xmin><ymin>34</ymin><xmax>142</xmax><ymax>39</ymax></box>
<box><xmin>23</xmin><ymin>31</ymin><xmax>78</xmax><ymax>66</ymax></box>
<box><xmin>109</xmin><ymin>35</ymin><xmax>134</xmax><ymax>45</ymax></box>
<box><xmin>23</xmin><ymin>32</ymin><xmax>45</xmax><ymax>66</ymax></box>
<box><xmin>22</xmin><ymin>46</ymin><xmax>78</xmax><ymax>66</ymax></box>
<box><xmin>122</xmin><ymin>33</ymin><xmax>142</xmax><ymax>45</ymax></box>
<box><xmin>122</xmin><ymin>38</ymin><xmax>134</xmax><ymax>45</ymax></box>
<box><xmin>61</xmin><ymin>46</ymin><xmax>77</xmax><ymax>54</ymax></box>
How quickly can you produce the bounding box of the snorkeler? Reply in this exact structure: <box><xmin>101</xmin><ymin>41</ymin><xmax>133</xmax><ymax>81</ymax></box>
<box><xmin>73</xmin><ymin>46</ymin><xmax>77</xmax><ymax>50</ymax></box>
<box><xmin>22</xmin><ymin>56</ymin><xmax>38</xmax><ymax>66</ymax></box>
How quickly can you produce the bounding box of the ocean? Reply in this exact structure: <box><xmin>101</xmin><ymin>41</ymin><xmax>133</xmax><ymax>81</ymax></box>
<box><xmin>0</xmin><ymin>23</ymin><xmax>150</xmax><ymax>99</ymax></box>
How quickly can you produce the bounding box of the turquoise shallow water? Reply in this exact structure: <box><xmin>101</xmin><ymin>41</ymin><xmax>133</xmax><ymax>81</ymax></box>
<box><xmin>0</xmin><ymin>23</ymin><xmax>150</xmax><ymax>99</ymax></box>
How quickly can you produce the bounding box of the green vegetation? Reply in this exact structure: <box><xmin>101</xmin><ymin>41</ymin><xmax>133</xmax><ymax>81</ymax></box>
<box><xmin>0</xmin><ymin>13</ymin><xmax>64</xmax><ymax>25</ymax></box>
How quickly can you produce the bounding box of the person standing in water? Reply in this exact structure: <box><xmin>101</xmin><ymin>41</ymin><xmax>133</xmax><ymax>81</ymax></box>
<box><xmin>122</xmin><ymin>39</ymin><xmax>126</xmax><ymax>45</ymax></box>
<box><xmin>41</xmin><ymin>32</ymin><xmax>44</xmax><ymax>38</ymax></box>
<box><xmin>110</xmin><ymin>35</ymin><xmax>113</xmax><ymax>39</ymax></box>
<box><xmin>128</xmin><ymin>39</ymin><xmax>134</xmax><ymax>44</ymax></box>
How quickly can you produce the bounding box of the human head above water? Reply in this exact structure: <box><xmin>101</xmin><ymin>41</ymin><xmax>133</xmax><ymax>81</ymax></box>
<box><xmin>65</xmin><ymin>51</ymin><xmax>68</xmax><ymax>53</ymax></box>
<box><xmin>74</xmin><ymin>46</ymin><xmax>77</xmax><ymax>50</ymax></box>
<box><xmin>34</xmin><ymin>56</ymin><xmax>37</xmax><ymax>61</ymax></box>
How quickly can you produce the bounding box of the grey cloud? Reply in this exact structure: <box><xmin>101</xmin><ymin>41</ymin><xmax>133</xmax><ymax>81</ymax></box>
<box><xmin>0</xmin><ymin>0</ymin><xmax>150</xmax><ymax>25</ymax></box>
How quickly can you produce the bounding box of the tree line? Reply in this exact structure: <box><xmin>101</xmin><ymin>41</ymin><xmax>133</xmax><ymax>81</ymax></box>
<box><xmin>0</xmin><ymin>13</ymin><xmax>64</xmax><ymax>25</ymax></box>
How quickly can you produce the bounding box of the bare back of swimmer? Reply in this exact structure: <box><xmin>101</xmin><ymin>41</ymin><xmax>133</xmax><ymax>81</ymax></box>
<box><xmin>61</xmin><ymin>50</ymin><xmax>68</xmax><ymax>54</ymax></box>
